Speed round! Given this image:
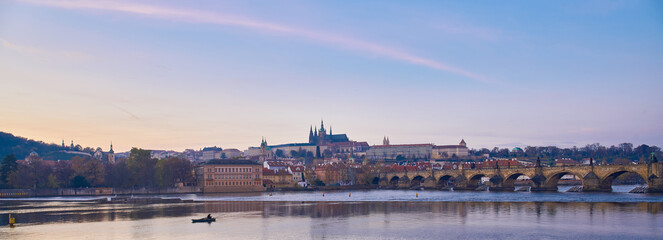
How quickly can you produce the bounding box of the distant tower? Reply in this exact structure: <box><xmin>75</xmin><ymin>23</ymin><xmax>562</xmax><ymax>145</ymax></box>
<box><xmin>459</xmin><ymin>139</ymin><xmax>466</xmax><ymax>147</ymax></box>
<box><xmin>108</xmin><ymin>142</ymin><xmax>115</xmax><ymax>164</ymax></box>
<box><xmin>329</xmin><ymin>126</ymin><xmax>332</xmax><ymax>136</ymax></box>
<box><xmin>260</xmin><ymin>137</ymin><xmax>268</xmax><ymax>151</ymax></box>
<box><xmin>308</xmin><ymin>126</ymin><xmax>314</xmax><ymax>144</ymax></box>
<box><xmin>318</xmin><ymin>120</ymin><xmax>327</xmax><ymax>145</ymax></box>
<box><xmin>70</xmin><ymin>140</ymin><xmax>74</xmax><ymax>150</ymax></box>
<box><xmin>383</xmin><ymin>136</ymin><xmax>387</xmax><ymax>145</ymax></box>
<box><xmin>62</xmin><ymin>140</ymin><xmax>65</xmax><ymax>148</ymax></box>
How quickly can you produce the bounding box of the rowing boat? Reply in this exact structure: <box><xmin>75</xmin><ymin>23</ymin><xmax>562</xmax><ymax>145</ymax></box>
<box><xmin>192</xmin><ymin>218</ymin><xmax>216</xmax><ymax>223</ymax></box>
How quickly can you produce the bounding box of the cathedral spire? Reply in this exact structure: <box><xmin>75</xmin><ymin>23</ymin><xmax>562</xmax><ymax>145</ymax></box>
<box><xmin>320</xmin><ymin>119</ymin><xmax>325</xmax><ymax>132</ymax></box>
<box><xmin>109</xmin><ymin>141</ymin><xmax>114</xmax><ymax>153</ymax></box>
<box><xmin>329</xmin><ymin>126</ymin><xmax>332</xmax><ymax>135</ymax></box>
<box><xmin>309</xmin><ymin>125</ymin><xmax>314</xmax><ymax>143</ymax></box>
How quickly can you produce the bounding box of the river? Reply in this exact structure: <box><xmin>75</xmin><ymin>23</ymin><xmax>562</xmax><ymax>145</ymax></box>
<box><xmin>1</xmin><ymin>186</ymin><xmax>662</xmax><ymax>239</ymax></box>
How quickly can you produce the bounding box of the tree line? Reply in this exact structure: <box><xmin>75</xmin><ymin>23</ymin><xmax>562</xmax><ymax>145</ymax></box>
<box><xmin>0</xmin><ymin>148</ymin><xmax>195</xmax><ymax>189</ymax></box>
<box><xmin>470</xmin><ymin>143</ymin><xmax>662</xmax><ymax>163</ymax></box>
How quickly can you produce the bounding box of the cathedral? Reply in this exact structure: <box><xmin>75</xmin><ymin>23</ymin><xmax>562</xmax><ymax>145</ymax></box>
<box><xmin>308</xmin><ymin>120</ymin><xmax>349</xmax><ymax>146</ymax></box>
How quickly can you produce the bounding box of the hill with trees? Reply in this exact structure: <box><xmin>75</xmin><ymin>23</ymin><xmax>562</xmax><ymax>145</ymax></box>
<box><xmin>0</xmin><ymin>131</ymin><xmax>72</xmax><ymax>160</ymax></box>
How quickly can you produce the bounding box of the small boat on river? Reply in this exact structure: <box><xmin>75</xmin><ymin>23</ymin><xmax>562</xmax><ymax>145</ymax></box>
<box><xmin>192</xmin><ymin>218</ymin><xmax>216</xmax><ymax>223</ymax></box>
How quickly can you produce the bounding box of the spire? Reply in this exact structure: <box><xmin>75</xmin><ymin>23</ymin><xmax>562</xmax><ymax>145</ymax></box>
<box><xmin>329</xmin><ymin>126</ymin><xmax>332</xmax><ymax>135</ymax></box>
<box><xmin>314</xmin><ymin>127</ymin><xmax>318</xmax><ymax>137</ymax></box>
<box><xmin>109</xmin><ymin>141</ymin><xmax>114</xmax><ymax>153</ymax></box>
<box><xmin>319</xmin><ymin>119</ymin><xmax>325</xmax><ymax>132</ymax></box>
<box><xmin>309</xmin><ymin>125</ymin><xmax>314</xmax><ymax>143</ymax></box>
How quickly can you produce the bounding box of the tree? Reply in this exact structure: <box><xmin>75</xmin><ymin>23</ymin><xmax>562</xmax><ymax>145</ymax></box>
<box><xmin>275</xmin><ymin>149</ymin><xmax>284</xmax><ymax>158</ymax></box>
<box><xmin>47</xmin><ymin>174</ymin><xmax>60</xmax><ymax>188</ymax></box>
<box><xmin>71</xmin><ymin>156</ymin><xmax>105</xmax><ymax>186</ymax></box>
<box><xmin>70</xmin><ymin>175</ymin><xmax>91</xmax><ymax>188</ymax></box>
<box><xmin>1</xmin><ymin>154</ymin><xmax>18</xmax><ymax>184</ymax></box>
<box><xmin>154</xmin><ymin>157</ymin><xmax>193</xmax><ymax>188</ymax></box>
<box><xmin>105</xmin><ymin>161</ymin><xmax>132</xmax><ymax>188</ymax></box>
<box><xmin>7</xmin><ymin>163</ymin><xmax>34</xmax><ymax>188</ymax></box>
<box><xmin>54</xmin><ymin>160</ymin><xmax>74</xmax><ymax>188</ymax></box>
<box><xmin>125</xmin><ymin>148</ymin><xmax>156</xmax><ymax>188</ymax></box>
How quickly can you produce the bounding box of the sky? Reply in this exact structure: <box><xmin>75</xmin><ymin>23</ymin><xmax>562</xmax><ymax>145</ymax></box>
<box><xmin>1</xmin><ymin>0</ymin><xmax>662</xmax><ymax>152</ymax></box>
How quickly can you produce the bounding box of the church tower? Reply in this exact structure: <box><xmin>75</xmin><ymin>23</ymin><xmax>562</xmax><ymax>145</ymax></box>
<box><xmin>318</xmin><ymin>120</ymin><xmax>327</xmax><ymax>145</ymax></box>
<box><xmin>308</xmin><ymin>126</ymin><xmax>314</xmax><ymax>144</ymax></box>
<box><xmin>108</xmin><ymin>142</ymin><xmax>115</xmax><ymax>164</ymax></box>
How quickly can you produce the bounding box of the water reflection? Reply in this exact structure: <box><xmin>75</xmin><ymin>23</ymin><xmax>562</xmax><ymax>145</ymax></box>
<box><xmin>1</xmin><ymin>200</ymin><xmax>662</xmax><ymax>240</ymax></box>
<box><xmin>2</xmin><ymin>201</ymin><xmax>662</xmax><ymax>226</ymax></box>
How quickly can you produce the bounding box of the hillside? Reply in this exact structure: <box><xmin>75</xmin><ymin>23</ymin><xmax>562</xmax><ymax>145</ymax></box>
<box><xmin>0</xmin><ymin>131</ymin><xmax>70</xmax><ymax>160</ymax></box>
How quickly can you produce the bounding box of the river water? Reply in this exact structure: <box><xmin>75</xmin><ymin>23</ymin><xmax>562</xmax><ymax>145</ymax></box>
<box><xmin>1</xmin><ymin>186</ymin><xmax>662</xmax><ymax>239</ymax></box>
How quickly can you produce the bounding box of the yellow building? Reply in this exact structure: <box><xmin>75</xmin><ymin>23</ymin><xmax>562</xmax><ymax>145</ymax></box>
<box><xmin>202</xmin><ymin>159</ymin><xmax>264</xmax><ymax>192</ymax></box>
<box><xmin>263</xmin><ymin>168</ymin><xmax>294</xmax><ymax>189</ymax></box>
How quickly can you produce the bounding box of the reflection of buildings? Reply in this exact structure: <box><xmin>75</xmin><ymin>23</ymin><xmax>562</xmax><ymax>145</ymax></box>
<box><xmin>202</xmin><ymin>159</ymin><xmax>264</xmax><ymax>192</ymax></box>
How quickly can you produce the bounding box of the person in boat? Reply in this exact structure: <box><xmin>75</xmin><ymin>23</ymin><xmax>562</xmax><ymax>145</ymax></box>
<box><xmin>206</xmin><ymin>214</ymin><xmax>212</xmax><ymax>219</ymax></box>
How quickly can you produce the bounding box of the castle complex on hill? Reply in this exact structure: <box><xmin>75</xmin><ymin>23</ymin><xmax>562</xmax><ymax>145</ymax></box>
<box><xmin>243</xmin><ymin>120</ymin><xmax>468</xmax><ymax>162</ymax></box>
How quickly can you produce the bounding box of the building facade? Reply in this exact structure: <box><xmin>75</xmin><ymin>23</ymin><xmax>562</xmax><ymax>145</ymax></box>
<box><xmin>367</xmin><ymin>139</ymin><xmax>469</xmax><ymax>161</ymax></box>
<box><xmin>202</xmin><ymin>147</ymin><xmax>223</xmax><ymax>161</ymax></box>
<box><xmin>431</xmin><ymin>140</ymin><xmax>469</xmax><ymax>160</ymax></box>
<box><xmin>202</xmin><ymin>159</ymin><xmax>263</xmax><ymax>192</ymax></box>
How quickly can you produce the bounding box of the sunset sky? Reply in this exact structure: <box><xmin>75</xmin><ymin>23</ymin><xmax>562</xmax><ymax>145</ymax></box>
<box><xmin>1</xmin><ymin>0</ymin><xmax>662</xmax><ymax>152</ymax></box>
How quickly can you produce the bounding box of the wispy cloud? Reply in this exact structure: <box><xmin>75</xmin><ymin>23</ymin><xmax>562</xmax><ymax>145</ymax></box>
<box><xmin>0</xmin><ymin>38</ymin><xmax>88</xmax><ymax>60</ymax></box>
<box><xmin>22</xmin><ymin>0</ymin><xmax>493</xmax><ymax>83</ymax></box>
<box><xmin>112</xmin><ymin>104</ymin><xmax>140</xmax><ymax>120</ymax></box>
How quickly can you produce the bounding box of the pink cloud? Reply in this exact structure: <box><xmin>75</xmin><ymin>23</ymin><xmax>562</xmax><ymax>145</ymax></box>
<box><xmin>23</xmin><ymin>0</ymin><xmax>493</xmax><ymax>83</ymax></box>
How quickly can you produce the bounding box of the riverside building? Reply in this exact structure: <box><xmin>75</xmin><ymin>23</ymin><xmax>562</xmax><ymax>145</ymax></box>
<box><xmin>202</xmin><ymin>159</ymin><xmax>264</xmax><ymax>192</ymax></box>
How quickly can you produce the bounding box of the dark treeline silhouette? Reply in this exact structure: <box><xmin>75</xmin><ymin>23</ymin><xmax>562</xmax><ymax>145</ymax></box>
<box><xmin>0</xmin><ymin>148</ymin><xmax>195</xmax><ymax>189</ymax></box>
<box><xmin>470</xmin><ymin>143</ymin><xmax>662</xmax><ymax>163</ymax></box>
<box><xmin>0</xmin><ymin>132</ymin><xmax>70</xmax><ymax>160</ymax></box>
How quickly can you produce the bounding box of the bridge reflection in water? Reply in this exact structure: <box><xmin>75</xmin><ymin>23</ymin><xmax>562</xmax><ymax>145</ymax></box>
<box><xmin>2</xmin><ymin>200</ymin><xmax>662</xmax><ymax>226</ymax></box>
<box><xmin>2</xmin><ymin>200</ymin><xmax>662</xmax><ymax>239</ymax></box>
<box><xmin>377</xmin><ymin>162</ymin><xmax>663</xmax><ymax>192</ymax></box>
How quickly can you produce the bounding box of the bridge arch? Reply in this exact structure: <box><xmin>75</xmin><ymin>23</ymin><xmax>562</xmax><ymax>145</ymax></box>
<box><xmin>599</xmin><ymin>170</ymin><xmax>648</xmax><ymax>190</ymax></box>
<box><xmin>389</xmin><ymin>176</ymin><xmax>400</xmax><ymax>187</ymax></box>
<box><xmin>411</xmin><ymin>175</ymin><xmax>425</xmax><ymax>188</ymax></box>
<box><xmin>467</xmin><ymin>174</ymin><xmax>487</xmax><ymax>189</ymax></box>
<box><xmin>371</xmin><ymin>177</ymin><xmax>380</xmax><ymax>185</ymax></box>
<box><xmin>503</xmin><ymin>173</ymin><xmax>530</xmax><ymax>189</ymax></box>
<box><xmin>437</xmin><ymin>175</ymin><xmax>454</xmax><ymax>189</ymax></box>
<box><xmin>543</xmin><ymin>171</ymin><xmax>585</xmax><ymax>190</ymax></box>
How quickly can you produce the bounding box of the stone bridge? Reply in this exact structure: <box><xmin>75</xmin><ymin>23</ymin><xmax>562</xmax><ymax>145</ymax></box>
<box><xmin>376</xmin><ymin>162</ymin><xmax>663</xmax><ymax>193</ymax></box>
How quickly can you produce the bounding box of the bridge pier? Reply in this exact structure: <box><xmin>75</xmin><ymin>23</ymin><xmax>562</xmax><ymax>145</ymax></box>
<box><xmin>647</xmin><ymin>176</ymin><xmax>663</xmax><ymax>193</ymax></box>
<box><xmin>398</xmin><ymin>177</ymin><xmax>411</xmax><ymax>189</ymax></box>
<box><xmin>422</xmin><ymin>177</ymin><xmax>437</xmax><ymax>189</ymax></box>
<box><xmin>582</xmin><ymin>171</ymin><xmax>612</xmax><ymax>192</ymax></box>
